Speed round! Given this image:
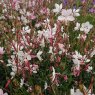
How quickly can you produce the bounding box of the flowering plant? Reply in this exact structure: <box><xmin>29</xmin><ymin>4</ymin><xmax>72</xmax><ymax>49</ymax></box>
<box><xmin>0</xmin><ymin>0</ymin><xmax>95</xmax><ymax>95</ymax></box>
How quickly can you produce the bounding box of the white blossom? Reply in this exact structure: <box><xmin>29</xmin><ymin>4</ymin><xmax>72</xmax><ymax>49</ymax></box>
<box><xmin>23</xmin><ymin>26</ymin><xmax>31</xmax><ymax>34</ymax></box>
<box><xmin>37</xmin><ymin>51</ymin><xmax>43</xmax><ymax>61</ymax></box>
<box><xmin>0</xmin><ymin>89</ymin><xmax>8</xmax><ymax>95</ymax></box>
<box><xmin>19</xmin><ymin>9</ymin><xmax>26</xmax><ymax>15</ymax></box>
<box><xmin>71</xmin><ymin>88</ymin><xmax>83</xmax><ymax>95</ymax></box>
<box><xmin>58</xmin><ymin>9</ymin><xmax>75</xmax><ymax>23</ymax></box>
<box><xmin>40</xmin><ymin>38</ymin><xmax>45</xmax><ymax>47</ymax></box>
<box><xmin>52</xmin><ymin>66</ymin><xmax>55</xmax><ymax>82</ymax></box>
<box><xmin>72</xmin><ymin>58</ymin><xmax>80</xmax><ymax>70</ymax></box>
<box><xmin>44</xmin><ymin>82</ymin><xmax>48</xmax><ymax>89</ymax></box>
<box><xmin>20</xmin><ymin>78</ymin><xmax>24</xmax><ymax>87</ymax></box>
<box><xmin>61</xmin><ymin>26</ymin><xmax>64</xmax><ymax>32</ymax></box>
<box><xmin>10</xmin><ymin>72</ymin><xmax>16</xmax><ymax>77</ymax></box>
<box><xmin>58</xmin><ymin>8</ymin><xmax>80</xmax><ymax>24</ymax></box>
<box><xmin>17</xmin><ymin>51</ymin><xmax>31</xmax><ymax>61</ymax></box>
<box><xmin>53</xmin><ymin>3</ymin><xmax>62</xmax><ymax>13</ymax></box>
<box><xmin>74</xmin><ymin>22</ymin><xmax>80</xmax><ymax>31</ymax></box>
<box><xmin>73</xmin><ymin>9</ymin><xmax>80</xmax><ymax>16</ymax></box>
<box><xmin>72</xmin><ymin>51</ymin><xmax>82</xmax><ymax>70</ymax></box>
<box><xmin>52</xmin><ymin>24</ymin><xmax>57</xmax><ymax>35</ymax></box>
<box><xmin>48</xmin><ymin>46</ymin><xmax>53</xmax><ymax>54</ymax></box>
<box><xmin>80</xmin><ymin>21</ymin><xmax>93</xmax><ymax>34</ymax></box>
<box><xmin>58</xmin><ymin>43</ymin><xmax>65</xmax><ymax>53</ymax></box>
<box><xmin>90</xmin><ymin>49</ymin><xmax>95</xmax><ymax>57</ymax></box>
<box><xmin>72</xmin><ymin>51</ymin><xmax>82</xmax><ymax>59</ymax></box>
<box><xmin>87</xmin><ymin>66</ymin><xmax>92</xmax><ymax>72</ymax></box>
<box><xmin>72</xmin><ymin>51</ymin><xmax>90</xmax><ymax>70</ymax></box>
<box><xmin>21</xmin><ymin>15</ymin><xmax>29</xmax><ymax>24</ymax></box>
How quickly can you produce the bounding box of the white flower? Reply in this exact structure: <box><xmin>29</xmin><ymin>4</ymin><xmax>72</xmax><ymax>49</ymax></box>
<box><xmin>72</xmin><ymin>51</ymin><xmax>83</xmax><ymax>70</ymax></box>
<box><xmin>43</xmin><ymin>29</ymin><xmax>53</xmax><ymax>39</ymax></box>
<box><xmin>21</xmin><ymin>15</ymin><xmax>29</xmax><ymax>24</ymax></box>
<box><xmin>17</xmin><ymin>51</ymin><xmax>31</xmax><ymax>61</ymax></box>
<box><xmin>72</xmin><ymin>51</ymin><xmax>82</xmax><ymax>59</ymax></box>
<box><xmin>48</xmin><ymin>46</ymin><xmax>53</xmax><ymax>54</ymax></box>
<box><xmin>10</xmin><ymin>72</ymin><xmax>16</xmax><ymax>77</ymax></box>
<box><xmin>58</xmin><ymin>43</ymin><xmax>65</xmax><ymax>53</ymax></box>
<box><xmin>37</xmin><ymin>51</ymin><xmax>43</xmax><ymax>61</ymax></box>
<box><xmin>73</xmin><ymin>9</ymin><xmax>80</xmax><ymax>16</ymax></box>
<box><xmin>12</xmin><ymin>28</ymin><xmax>15</xmax><ymax>33</ymax></box>
<box><xmin>90</xmin><ymin>49</ymin><xmax>95</xmax><ymax>57</ymax></box>
<box><xmin>17</xmin><ymin>51</ymin><xmax>24</xmax><ymax>57</ymax></box>
<box><xmin>61</xmin><ymin>26</ymin><xmax>64</xmax><ymax>32</ymax></box>
<box><xmin>25</xmin><ymin>53</ymin><xmax>31</xmax><ymax>61</ymax></box>
<box><xmin>23</xmin><ymin>26</ymin><xmax>31</xmax><ymax>34</ymax></box>
<box><xmin>72</xmin><ymin>51</ymin><xmax>89</xmax><ymax>70</ymax></box>
<box><xmin>58</xmin><ymin>9</ymin><xmax>75</xmax><ymax>23</ymax></box>
<box><xmin>10</xmin><ymin>65</ymin><xmax>17</xmax><ymax>77</ymax></box>
<box><xmin>12</xmin><ymin>66</ymin><xmax>17</xmax><ymax>72</ymax></box>
<box><xmin>74</xmin><ymin>22</ymin><xmax>80</xmax><ymax>31</ymax></box>
<box><xmin>2</xmin><ymin>8</ymin><xmax>7</xmax><ymax>13</ymax></box>
<box><xmin>0</xmin><ymin>89</ymin><xmax>8</xmax><ymax>95</ymax></box>
<box><xmin>38</xmin><ymin>29</ymin><xmax>50</xmax><ymax>39</ymax></box>
<box><xmin>44</xmin><ymin>18</ymin><xmax>50</xmax><ymax>23</ymax></box>
<box><xmin>71</xmin><ymin>88</ymin><xmax>74</xmax><ymax>95</ymax></box>
<box><xmin>40</xmin><ymin>38</ymin><xmax>45</xmax><ymax>47</ymax></box>
<box><xmin>80</xmin><ymin>21</ymin><xmax>93</xmax><ymax>34</ymax></box>
<box><xmin>26</xmin><ymin>11</ymin><xmax>31</xmax><ymax>16</ymax></box>
<box><xmin>38</xmin><ymin>25</ymin><xmax>55</xmax><ymax>40</ymax></box>
<box><xmin>26</xmin><ymin>55</ymin><xmax>31</xmax><ymax>61</ymax></box>
<box><xmin>17</xmin><ymin>51</ymin><xmax>24</xmax><ymax>62</ymax></box>
<box><xmin>71</xmin><ymin>88</ymin><xmax>83</xmax><ymax>95</ymax></box>
<box><xmin>44</xmin><ymin>82</ymin><xmax>48</xmax><ymax>89</ymax></box>
<box><xmin>19</xmin><ymin>9</ymin><xmax>26</xmax><ymax>15</ymax></box>
<box><xmin>37</xmin><ymin>30</ymin><xmax>43</xmax><ymax>38</ymax></box>
<box><xmin>20</xmin><ymin>78</ymin><xmax>24</xmax><ymax>87</ymax></box>
<box><xmin>59</xmin><ymin>51</ymin><xmax>62</xmax><ymax>54</ymax></box>
<box><xmin>87</xmin><ymin>66</ymin><xmax>92</xmax><ymax>72</ymax></box>
<box><xmin>52</xmin><ymin>24</ymin><xmax>57</xmax><ymax>35</ymax></box>
<box><xmin>72</xmin><ymin>58</ymin><xmax>80</xmax><ymax>70</ymax></box>
<box><xmin>52</xmin><ymin>66</ymin><xmax>55</xmax><ymax>82</ymax></box>
<box><xmin>53</xmin><ymin>3</ymin><xmax>62</xmax><ymax>13</ymax></box>
<box><xmin>85</xmin><ymin>59</ymin><xmax>90</xmax><ymax>63</ymax></box>
<box><xmin>35</xmin><ymin>22</ymin><xmax>41</xmax><ymax>28</ymax></box>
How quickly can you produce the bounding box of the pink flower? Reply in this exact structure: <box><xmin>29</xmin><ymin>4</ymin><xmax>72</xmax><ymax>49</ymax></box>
<box><xmin>73</xmin><ymin>68</ymin><xmax>80</xmax><ymax>77</ymax></box>
<box><xmin>0</xmin><ymin>47</ymin><xmax>4</xmax><ymax>55</ymax></box>
<box><xmin>11</xmin><ymin>0</ymin><xmax>20</xmax><ymax>10</ymax></box>
<box><xmin>0</xmin><ymin>89</ymin><xmax>8</xmax><ymax>95</ymax></box>
<box><xmin>58</xmin><ymin>43</ymin><xmax>65</xmax><ymax>53</ymax></box>
<box><xmin>40</xmin><ymin>7</ymin><xmax>50</xmax><ymax>15</ymax></box>
<box><xmin>63</xmin><ymin>75</ymin><xmax>68</xmax><ymax>81</ymax></box>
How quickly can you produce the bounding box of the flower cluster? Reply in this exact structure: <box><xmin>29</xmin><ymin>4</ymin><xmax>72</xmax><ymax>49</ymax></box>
<box><xmin>0</xmin><ymin>0</ymin><xmax>95</xmax><ymax>95</ymax></box>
